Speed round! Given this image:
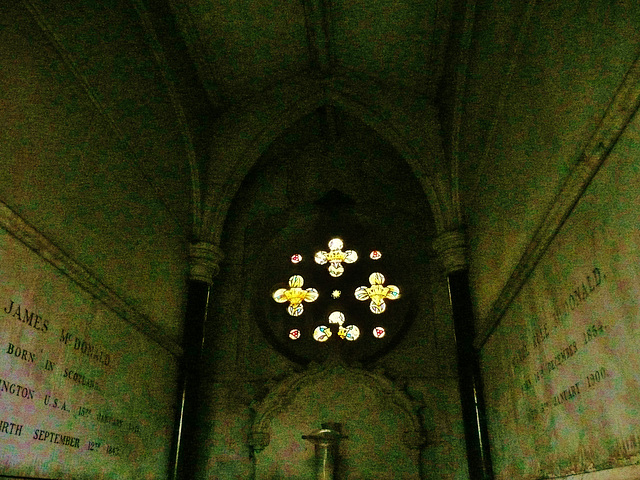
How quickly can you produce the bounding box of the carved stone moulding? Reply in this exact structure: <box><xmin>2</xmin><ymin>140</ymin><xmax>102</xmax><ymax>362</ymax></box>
<box><xmin>249</xmin><ymin>360</ymin><xmax>426</xmax><ymax>452</ymax></box>
<box><xmin>432</xmin><ymin>230</ymin><xmax>468</xmax><ymax>275</ymax></box>
<box><xmin>189</xmin><ymin>241</ymin><xmax>224</xmax><ymax>284</ymax></box>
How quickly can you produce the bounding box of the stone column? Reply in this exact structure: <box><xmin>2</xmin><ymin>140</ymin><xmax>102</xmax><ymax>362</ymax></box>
<box><xmin>432</xmin><ymin>231</ymin><xmax>493</xmax><ymax>480</ymax></box>
<box><xmin>171</xmin><ymin>242</ymin><xmax>224</xmax><ymax>480</ymax></box>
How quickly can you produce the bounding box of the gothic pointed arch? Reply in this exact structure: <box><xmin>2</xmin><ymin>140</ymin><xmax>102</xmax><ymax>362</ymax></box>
<box><xmin>200</xmin><ymin>72</ymin><xmax>454</xmax><ymax>246</ymax></box>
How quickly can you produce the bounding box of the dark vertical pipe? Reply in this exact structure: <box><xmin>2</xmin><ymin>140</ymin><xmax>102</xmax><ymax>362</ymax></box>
<box><xmin>170</xmin><ymin>279</ymin><xmax>210</xmax><ymax>480</ymax></box>
<box><xmin>447</xmin><ymin>269</ymin><xmax>494</xmax><ymax>480</ymax></box>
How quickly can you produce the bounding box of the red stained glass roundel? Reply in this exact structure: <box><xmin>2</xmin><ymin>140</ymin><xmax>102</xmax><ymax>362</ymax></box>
<box><xmin>373</xmin><ymin>327</ymin><xmax>386</xmax><ymax>339</ymax></box>
<box><xmin>289</xmin><ymin>329</ymin><xmax>301</xmax><ymax>340</ymax></box>
<box><xmin>291</xmin><ymin>253</ymin><xmax>302</xmax><ymax>264</ymax></box>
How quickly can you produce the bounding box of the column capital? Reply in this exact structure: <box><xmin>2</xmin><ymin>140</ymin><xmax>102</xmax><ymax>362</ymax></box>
<box><xmin>432</xmin><ymin>230</ymin><xmax>468</xmax><ymax>275</ymax></box>
<box><xmin>189</xmin><ymin>242</ymin><xmax>224</xmax><ymax>284</ymax></box>
<box><xmin>249</xmin><ymin>430</ymin><xmax>271</xmax><ymax>452</ymax></box>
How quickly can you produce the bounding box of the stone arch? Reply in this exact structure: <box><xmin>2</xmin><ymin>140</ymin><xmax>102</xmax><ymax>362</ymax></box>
<box><xmin>200</xmin><ymin>73</ymin><xmax>453</xmax><ymax>246</ymax></box>
<box><xmin>249</xmin><ymin>360</ymin><xmax>426</xmax><ymax>453</ymax></box>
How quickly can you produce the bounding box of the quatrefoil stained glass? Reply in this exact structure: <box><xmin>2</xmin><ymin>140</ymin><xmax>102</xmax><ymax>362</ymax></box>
<box><xmin>314</xmin><ymin>238</ymin><xmax>358</xmax><ymax>277</ymax></box>
<box><xmin>354</xmin><ymin>272</ymin><xmax>400</xmax><ymax>314</ymax></box>
<box><xmin>272</xmin><ymin>275</ymin><xmax>319</xmax><ymax>316</ymax></box>
<box><xmin>272</xmin><ymin>240</ymin><xmax>401</xmax><ymax>344</ymax></box>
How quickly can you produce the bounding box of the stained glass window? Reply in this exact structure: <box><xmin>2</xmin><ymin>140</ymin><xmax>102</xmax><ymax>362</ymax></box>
<box><xmin>313</xmin><ymin>325</ymin><xmax>332</xmax><ymax>342</ymax></box>
<box><xmin>328</xmin><ymin>311</ymin><xmax>345</xmax><ymax>325</ymax></box>
<box><xmin>338</xmin><ymin>324</ymin><xmax>360</xmax><ymax>341</ymax></box>
<box><xmin>354</xmin><ymin>272</ymin><xmax>400</xmax><ymax>314</ymax></box>
<box><xmin>271</xmin><ymin>238</ymin><xmax>403</xmax><ymax>346</ymax></box>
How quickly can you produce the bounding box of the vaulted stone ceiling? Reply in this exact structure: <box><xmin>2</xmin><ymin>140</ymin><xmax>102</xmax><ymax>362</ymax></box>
<box><xmin>170</xmin><ymin>0</ymin><xmax>457</xmax><ymax>109</ymax></box>
<box><xmin>164</xmin><ymin>0</ymin><xmax>470</xmax><ymax>240</ymax></box>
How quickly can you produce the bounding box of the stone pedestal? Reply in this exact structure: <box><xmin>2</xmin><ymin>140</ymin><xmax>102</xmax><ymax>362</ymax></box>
<box><xmin>303</xmin><ymin>423</ymin><xmax>346</xmax><ymax>480</ymax></box>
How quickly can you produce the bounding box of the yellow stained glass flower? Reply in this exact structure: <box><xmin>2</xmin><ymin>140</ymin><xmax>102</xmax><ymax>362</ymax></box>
<box><xmin>273</xmin><ymin>275</ymin><xmax>319</xmax><ymax>316</ymax></box>
<box><xmin>314</xmin><ymin>238</ymin><xmax>358</xmax><ymax>277</ymax></box>
<box><xmin>354</xmin><ymin>272</ymin><xmax>400</xmax><ymax>314</ymax></box>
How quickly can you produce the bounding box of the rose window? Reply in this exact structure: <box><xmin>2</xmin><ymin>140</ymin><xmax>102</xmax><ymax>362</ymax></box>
<box><xmin>270</xmin><ymin>238</ymin><xmax>404</xmax><ymax>351</ymax></box>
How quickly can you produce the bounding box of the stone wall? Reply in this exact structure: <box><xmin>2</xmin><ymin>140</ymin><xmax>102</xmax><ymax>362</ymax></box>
<box><xmin>0</xmin><ymin>223</ymin><xmax>179</xmax><ymax>479</ymax></box>
<box><xmin>480</xmin><ymin>107</ymin><xmax>640</xmax><ymax>479</ymax></box>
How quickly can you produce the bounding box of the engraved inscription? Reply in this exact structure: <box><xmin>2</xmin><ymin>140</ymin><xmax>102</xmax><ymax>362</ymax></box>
<box><xmin>44</xmin><ymin>394</ymin><xmax>71</xmax><ymax>412</ymax></box>
<box><xmin>60</xmin><ymin>329</ymin><xmax>112</xmax><ymax>367</ymax></box>
<box><xmin>532</xmin><ymin>323</ymin><xmax>550</xmax><ymax>349</ymax></box>
<box><xmin>96</xmin><ymin>412</ymin><xmax>124</xmax><ymax>428</ymax></box>
<box><xmin>3</xmin><ymin>299</ymin><xmax>48</xmax><ymax>333</ymax></box>
<box><xmin>582</xmin><ymin>323</ymin><xmax>606</xmax><ymax>345</ymax></box>
<box><xmin>0</xmin><ymin>377</ymin><xmax>35</xmax><ymax>400</ymax></box>
<box><xmin>552</xmin><ymin>381</ymin><xmax>581</xmax><ymax>407</ymax></box>
<box><xmin>62</xmin><ymin>368</ymin><xmax>100</xmax><ymax>391</ymax></box>
<box><xmin>511</xmin><ymin>340</ymin><xmax>530</xmax><ymax>371</ymax></box>
<box><xmin>552</xmin><ymin>267</ymin><xmax>603</xmax><ymax>324</ymax></box>
<box><xmin>96</xmin><ymin>412</ymin><xmax>141</xmax><ymax>434</ymax></box>
<box><xmin>86</xmin><ymin>439</ymin><xmax>122</xmax><ymax>456</ymax></box>
<box><xmin>77</xmin><ymin>405</ymin><xmax>92</xmax><ymax>417</ymax></box>
<box><xmin>87</xmin><ymin>439</ymin><xmax>101</xmax><ymax>451</ymax></box>
<box><xmin>545</xmin><ymin>341</ymin><xmax>578</xmax><ymax>376</ymax></box>
<box><xmin>6</xmin><ymin>342</ymin><xmax>36</xmax><ymax>363</ymax></box>
<box><xmin>32</xmin><ymin>428</ymin><xmax>80</xmax><ymax>448</ymax></box>
<box><xmin>513</xmin><ymin>266</ymin><xmax>615</xmax><ymax>432</ymax></box>
<box><xmin>585</xmin><ymin>367</ymin><xmax>607</xmax><ymax>389</ymax></box>
<box><xmin>0</xmin><ymin>233</ymin><xmax>176</xmax><ymax>480</ymax></box>
<box><xmin>613</xmin><ymin>433</ymin><xmax>640</xmax><ymax>461</ymax></box>
<box><xmin>106</xmin><ymin>444</ymin><xmax>120</xmax><ymax>456</ymax></box>
<box><xmin>0</xmin><ymin>419</ymin><xmax>23</xmax><ymax>436</ymax></box>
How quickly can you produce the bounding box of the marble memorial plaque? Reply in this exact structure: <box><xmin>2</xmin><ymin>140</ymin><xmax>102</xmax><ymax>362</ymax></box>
<box><xmin>0</xmin><ymin>227</ymin><xmax>179</xmax><ymax>479</ymax></box>
<box><xmin>481</xmin><ymin>133</ymin><xmax>640</xmax><ymax>479</ymax></box>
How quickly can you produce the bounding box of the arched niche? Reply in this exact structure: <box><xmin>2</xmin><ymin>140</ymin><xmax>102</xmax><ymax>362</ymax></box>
<box><xmin>250</xmin><ymin>361</ymin><xmax>426</xmax><ymax>479</ymax></box>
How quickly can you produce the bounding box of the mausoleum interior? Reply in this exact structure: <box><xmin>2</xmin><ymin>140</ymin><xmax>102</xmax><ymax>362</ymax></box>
<box><xmin>2</xmin><ymin>1</ymin><xmax>640</xmax><ymax>479</ymax></box>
